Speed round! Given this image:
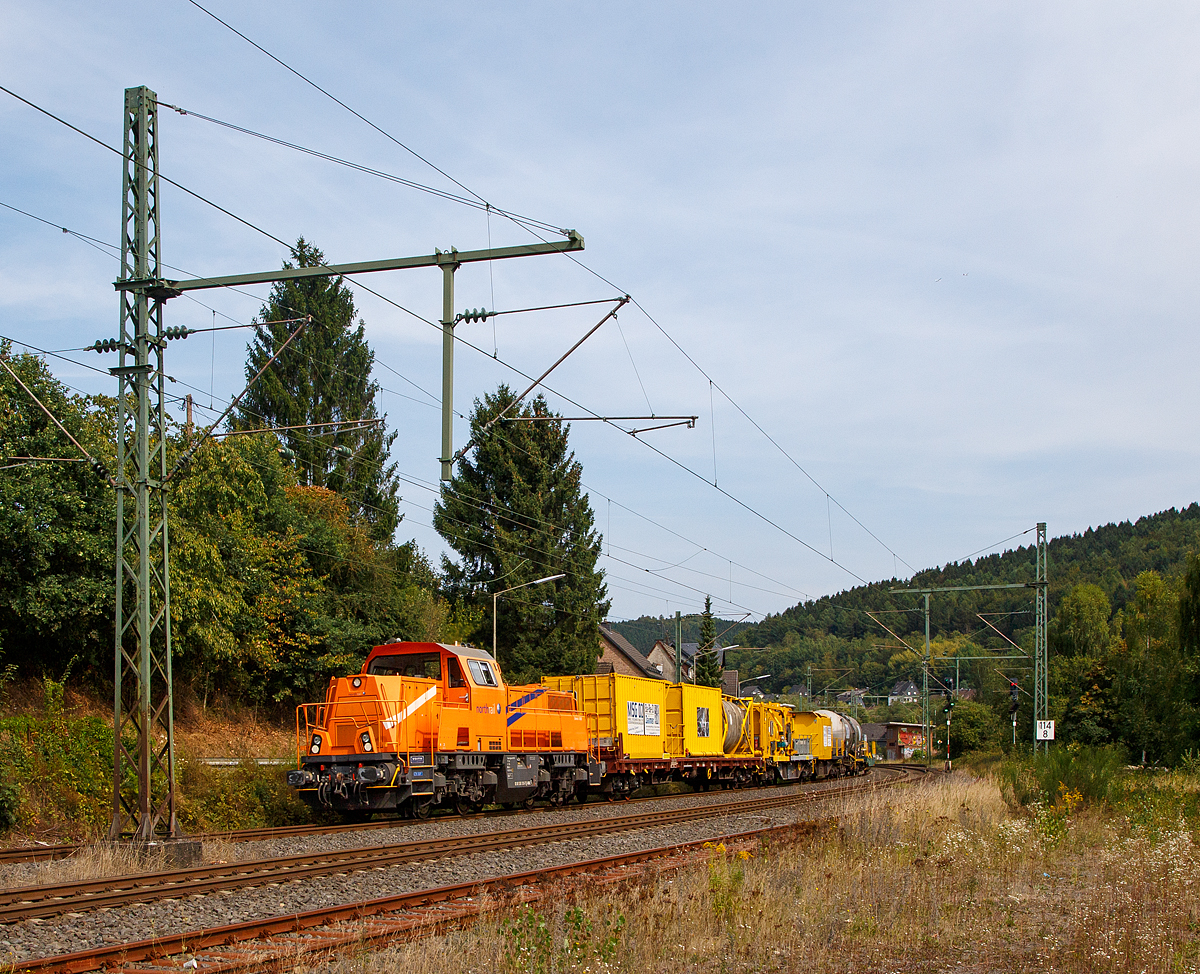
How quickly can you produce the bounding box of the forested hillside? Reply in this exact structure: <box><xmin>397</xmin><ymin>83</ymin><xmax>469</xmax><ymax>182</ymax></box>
<box><xmin>728</xmin><ymin>507</ymin><xmax>1200</xmax><ymax>763</ymax></box>
<box><xmin>745</xmin><ymin>505</ymin><xmax>1200</xmax><ymax>648</ymax></box>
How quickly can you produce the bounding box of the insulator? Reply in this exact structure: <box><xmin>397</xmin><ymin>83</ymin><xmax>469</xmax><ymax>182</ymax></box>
<box><xmin>93</xmin><ymin>338</ymin><xmax>120</xmax><ymax>353</ymax></box>
<box><xmin>334</xmin><ymin>445</ymin><xmax>353</xmax><ymax>459</ymax></box>
<box><xmin>164</xmin><ymin>326</ymin><xmax>191</xmax><ymax>341</ymax></box>
<box><xmin>278</xmin><ymin>447</ymin><xmax>296</xmax><ymax>462</ymax></box>
<box><xmin>89</xmin><ymin>458</ymin><xmax>110</xmax><ymax>482</ymax></box>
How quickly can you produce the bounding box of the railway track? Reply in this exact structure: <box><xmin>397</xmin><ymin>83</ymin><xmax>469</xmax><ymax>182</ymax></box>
<box><xmin>13</xmin><ymin>767</ymin><xmax>925</xmax><ymax>974</ymax></box>
<box><xmin>0</xmin><ymin>763</ymin><xmax>919</xmax><ymax>866</ymax></box>
<box><xmin>0</xmin><ymin>771</ymin><xmax>909</xmax><ymax>924</ymax></box>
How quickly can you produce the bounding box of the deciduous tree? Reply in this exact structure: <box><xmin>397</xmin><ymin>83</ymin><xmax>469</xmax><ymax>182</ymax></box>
<box><xmin>0</xmin><ymin>345</ymin><xmax>114</xmax><ymax>678</ymax></box>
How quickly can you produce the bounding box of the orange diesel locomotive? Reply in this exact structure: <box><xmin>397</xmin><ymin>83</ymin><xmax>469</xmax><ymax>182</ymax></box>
<box><xmin>287</xmin><ymin>641</ymin><xmax>600</xmax><ymax>817</ymax></box>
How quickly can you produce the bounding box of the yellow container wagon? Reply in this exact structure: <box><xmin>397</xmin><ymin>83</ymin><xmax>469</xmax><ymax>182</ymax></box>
<box><xmin>666</xmin><ymin>683</ymin><xmax>724</xmax><ymax>758</ymax></box>
<box><xmin>791</xmin><ymin>710</ymin><xmax>832</xmax><ymax>762</ymax></box>
<box><xmin>542</xmin><ymin>673</ymin><xmax>669</xmax><ymax>761</ymax></box>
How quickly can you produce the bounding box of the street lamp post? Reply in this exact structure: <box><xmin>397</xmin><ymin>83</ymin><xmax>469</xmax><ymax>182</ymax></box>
<box><xmin>493</xmin><ymin>574</ymin><xmax>566</xmax><ymax>658</ymax></box>
<box><xmin>738</xmin><ymin>673</ymin><xmax>771</xmax><ymax>696</ymax></box>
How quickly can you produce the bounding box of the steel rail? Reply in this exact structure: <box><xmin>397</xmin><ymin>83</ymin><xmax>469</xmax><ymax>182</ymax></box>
<box><xmin>0</xmin><ymin>773</ymin><xmax>903</xmax><ymax>923</ymax></box>
<box><xmin>0</xmin><ymin>765</ymin><xmax>909</xmax><ymax>865</ymax></box>
<box><xmin>15</xmin><ymin>771</ymin><xmax>916</xmax><ymax>974</ymax></box>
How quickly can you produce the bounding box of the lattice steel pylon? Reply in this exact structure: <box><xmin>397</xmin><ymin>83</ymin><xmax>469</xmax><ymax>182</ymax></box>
<box><xmin>108</xmin><ymin>86</ymin><xmax>179</xmax><ymax>840</ymax></box>
<box><xmin>1033</xmin><ymin>521</ymin><xmax>1048</xmax><ymax>752</ymax></box>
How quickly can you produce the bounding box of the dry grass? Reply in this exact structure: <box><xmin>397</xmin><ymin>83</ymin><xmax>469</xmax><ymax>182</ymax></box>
<box><xmin>310</xmin><ymin>773</ymin><xmax>1200</xmax><ymax>974</ymax></box>
<box><xmin>175</xmin><ymin>708</ymin><xmax>294</xmax><ymax>762</ymax></box>
<box><xmin>0</xmin><ymin>840</ymin><xmax>182</xmax><ymax>889</ymax></box>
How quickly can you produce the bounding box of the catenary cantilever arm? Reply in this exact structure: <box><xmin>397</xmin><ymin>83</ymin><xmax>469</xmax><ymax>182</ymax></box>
<box><xmin>115</xmin><ymin>232</ymin><xmax>585</xmax><ymax>294</ymax></box>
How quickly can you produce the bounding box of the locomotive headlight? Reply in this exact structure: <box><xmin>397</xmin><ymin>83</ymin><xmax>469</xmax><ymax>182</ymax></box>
<box><xmin>352</xmin><ymin>677</ymin><xmax>362</xmax><ymax>688</ymax></box>
<box><xmin>310</xmin><ymin>734</ymin><xmax>323</xmax><ymax>754</ymax></box>
<box><xmin>360</xmin><ymin>731</ymin><xmax>373</xmax><ymax>752</ymax></box>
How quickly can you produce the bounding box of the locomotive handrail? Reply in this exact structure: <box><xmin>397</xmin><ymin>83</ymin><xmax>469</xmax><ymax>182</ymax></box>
<box><xmin>295</xmin><ymin>697</ymin><xmax>406</xmax><ymax>762</ymax></box>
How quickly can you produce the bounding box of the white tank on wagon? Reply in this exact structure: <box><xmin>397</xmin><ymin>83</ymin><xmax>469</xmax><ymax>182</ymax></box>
<box><xmin>814</xmin><ymin>710</ymin><xmax>863</xmax><ymax>757</ymax></box>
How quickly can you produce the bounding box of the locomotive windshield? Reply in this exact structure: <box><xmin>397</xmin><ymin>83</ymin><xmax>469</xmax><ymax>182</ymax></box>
<box><xmin>466</xmin><ymin>658</ymin><xmax>499</xmax><ymax>687</ymax></box>
<box><xmin>367</xmin><ymin>652</ymin><xmax>442</xmax><ymax>679</ymax></box>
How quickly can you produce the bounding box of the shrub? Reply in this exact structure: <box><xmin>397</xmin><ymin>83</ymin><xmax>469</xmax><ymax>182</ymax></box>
<box><xmin>175</xmin><ymin>755</ymin><xmax>312</xmax><ymax>832</ymax></box>
<box><xmin>999</xmin><ymin>744</ymin><xmax>1125</xmax><ymax>808</ymax></box>
<box><xmin>1033</xmin><ymin>744</ymin><xmax>1125</xmax><ymax>805</ymax></box>
<box><xmin>0</xmin><ymin>673</ymin><xmax>115</xmax><ymax>838</ymax></box>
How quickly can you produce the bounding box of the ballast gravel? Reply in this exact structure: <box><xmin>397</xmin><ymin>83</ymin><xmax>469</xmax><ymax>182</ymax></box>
<box><xmin>0</xmin><ymin>774</ymin><xmax>879</xmax><ymax>963</ymax></box>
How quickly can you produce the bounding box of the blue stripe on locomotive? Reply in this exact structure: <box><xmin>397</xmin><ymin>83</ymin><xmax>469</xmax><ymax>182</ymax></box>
<box><xmin>506</xmin><ymin>687</ymin><xmax>548</xmax><ymax>726</ymax></box>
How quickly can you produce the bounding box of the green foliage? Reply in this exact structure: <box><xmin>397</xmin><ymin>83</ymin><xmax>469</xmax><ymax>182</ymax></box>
<box><xmin>704</xmin><ymin>841</ymin><xmax>749</xmax><ymax>925</ymax></box>
<box><xmin>1050</xmin><ymin>582</ymin><xmax>1114</xmax><ymax>658</ymax></box>
<box><xmin>561</xmin><ymin>905</ymin><xmax>625</xmax><ymax>967</ymax></box>
<box><xmin>169</xmin><ymin>433</ymin><xmax>449</xmax><ymax>709</ymax></box>
<box><xmin>434</xmin><ymin>386</ymin><xmax>609</xmax><ymax>682</ymax></box>
<box><xmin>0</xmin><ymin>346</ymin><xmax>116</xmax><ymax>679</ymax></box>
<box><xmin>0</xmin><ymin>670</ymin><xmax>316</xmax><ymax>837</ymax></box>
<box><xmin>1179</xmin><ymin>553</ymin><xmax>1200</xmax><ymax>745</ymax></box>
<box><xmin>696</xmin><ymin>596</ymin><xmax>721</xmax><ymax>687</ymax></box>
<box><xmin>733</xmin><ymin>510</ymin><xmax>1200</xmax><ymax>767</ymax></box>
<box><xmin>1117</xmin><ymin>772</ymin><xmax>1200</xmax><ymax>840</ymax></box>
<box><xmin>608</xmin><ymin>614</ymin><xmax>754</xmax><ymax>654</ymax></box>
<box><xmin>500</xmin><ymin>905</ymin><xmax>553</xmax><ymax>973</ymax></box>
<box><xmin>947</xmin><ymin>699</ymin><xmax>1002</xmax><ymax>757</ymax></box>
<box><xmin>1000</xmin><ymin>745</ymin><xmax>1126</xmax><ymax>810</ymax></box>
<box><xmin>745</xmin><ymin>504</ymin><xmax>1200</xmax><ymax>651</ymax></box>
<box><xmin>170</xmin><ymin>435</ymin><xmax>325</xmax><ymax>705</ymax></box>
<box><xmin>498</xmin><ymin>904</ymin><xmax>625</xmax><ymax>974</ymax></box>
<box><xmin>498</xmin><ymin>903</ymin><xmax>627</xmax><ymax>973</ymax></box>
<box><xmin>0</xmin><ymin>672</ymin><xmax>115</xmax><ymax>838</ymax></box>
<box><xmin>237</xmin><ymin>238</ymin><xmax>400</xmax><ymax>541</ymax></box>
<box><xmin>176</xmin><ymin>757</ymin><xmax>312</xmax><ymax>832</ymax></box>
<box><xmin>1113</xmin><ymin>571</ymin><xmax>1185</xmax><ymax>763</ymax></box>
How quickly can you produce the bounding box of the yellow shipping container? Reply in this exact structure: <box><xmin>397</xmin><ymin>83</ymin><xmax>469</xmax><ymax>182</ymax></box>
<box><xmin>791</xmin><ymin>711</ymin><xmax>834</xmax><ymax>761</ymax></box>
<box><xmin>542</xmin><ymin>673</ymin><xmax>669</xmax><ymax>760</ymax></box>
<box><xmin>666</xmin><ymin>684</ymin><xmax>724</xmax><ymax>758</ymax></box>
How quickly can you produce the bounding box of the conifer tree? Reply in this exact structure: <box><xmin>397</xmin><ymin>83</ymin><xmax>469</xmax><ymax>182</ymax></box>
<box><xmin>696</xmin><ymin>596</ymin><xmax>722</xmax><ymax>687</ymax></box>
<box><xmin>433</xmin><ymin>385</ymin><xmax>608</xmax><ymax>681</ymax></box>
<box><xmin>236</xmin><ymin>238</ymin><xmax>399</xmax><ymax>540</ymax></box>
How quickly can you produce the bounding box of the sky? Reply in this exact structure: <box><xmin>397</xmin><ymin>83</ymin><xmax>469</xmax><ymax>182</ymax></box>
<box><xmin>2</xmin><ymin>3</ymin><xmax>1198</xmax><ymax>625</ymax></box>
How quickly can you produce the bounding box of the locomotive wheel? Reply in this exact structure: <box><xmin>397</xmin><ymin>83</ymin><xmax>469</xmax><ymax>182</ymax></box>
<box><xmin>455</xmin><ymin>797</ymin><xmax>480</xmax><ymax>816</ymax></box>
<box><xmin>523</xmin><ymin>796</ymin><xmax>536</xmax><ymax>810</ymax></box>
<box><xmin>414</xmin><ymin>800</ymin><xmax>433</xmax><ymax>820</ymax></box>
